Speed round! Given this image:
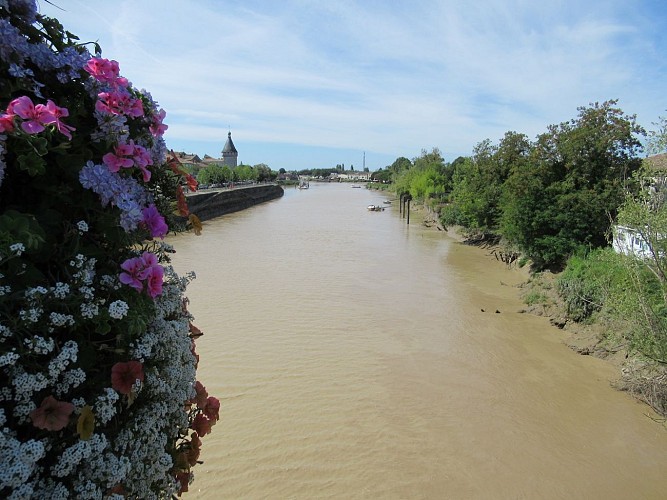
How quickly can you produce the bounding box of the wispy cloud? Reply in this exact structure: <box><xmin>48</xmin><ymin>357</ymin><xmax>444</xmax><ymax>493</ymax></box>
<box><xmin>40</xmin><ymin>0</ymin><xmax>667</xmax><ymax>169</ymax></box>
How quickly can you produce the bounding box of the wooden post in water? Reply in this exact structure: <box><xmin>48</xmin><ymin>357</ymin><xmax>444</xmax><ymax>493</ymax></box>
<box><xmin>406</xmin><ymin>196</ymin><xmax>411</xmax><ymax>225</ymax></box>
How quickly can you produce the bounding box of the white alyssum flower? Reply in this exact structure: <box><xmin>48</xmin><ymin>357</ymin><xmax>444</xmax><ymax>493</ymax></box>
<box><xmin>49</xmin><ymin>312</ymin><xmax>75</xmax><ymax>327</ymax></box>
<box><xmin>0</xmin><ymin>350</ymin><xmax>19</xmax><ymax>367</ymax></box>
<box><xmin>94</xmin><ymin>387</ymin><xmax>119</xmax><ymax>424</ymax></box>
<box><xmin>80</xmin><ymin>301</ymin><xmax>99</xmax><ymax>319</ymax></box>
<box><xmin>9</xmin><ymin>242</ymin><xmax>25</xmax><ymax>256</ymax></box>
<box><xmin>55</xmin><ymin>368</ymin><xmax>86</xmax><ymax>395</ymax></box>
<box><xmin>19</xmin><ymin>307</ymin><xmax>42</xmax><ymax>323</ymax></box>
<box><xmin>76</xmin><ymin>220</ymin><xmax>88</xmax><ymax>233</ymax></box>
<box><xmin>108</xmin><ymin>299</ymin><xmax>129</xmax><ymax>319</ymax></box>
<box><xmin>24</xmin><ymin>335</ymin><xmax>55</xmax><ymax>355</ymax></box>
<box><xmin>51</xmin><ymin>282</ymin><xmax>69</xmax><ymax>299</ymax></box>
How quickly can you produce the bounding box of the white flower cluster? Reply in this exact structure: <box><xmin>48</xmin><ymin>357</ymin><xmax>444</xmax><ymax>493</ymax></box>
<box><xmin>94</xmin><ymin>387</ymin><xmax>119</xmax><ymax>424</ymax></box>
<box><xmin>108</xmin><ymin>299</ymin><xmax>129</xmax><ymax>319</ymax></box>
<box><xmin>1</xmin><ymin>267</ymin><xmax>199</xmax><ymax>497</ymax></box>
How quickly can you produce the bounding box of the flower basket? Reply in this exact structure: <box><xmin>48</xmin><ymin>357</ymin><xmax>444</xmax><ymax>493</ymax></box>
<box><xmin>0</xmin><ymin>1</ymin><xmax>217</xmax><ymax>497</ymax></box>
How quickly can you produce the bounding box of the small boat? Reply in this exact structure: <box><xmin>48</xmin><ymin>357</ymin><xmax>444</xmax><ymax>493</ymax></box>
<box><xmin>351</xmin><ymin>185</ymin><xmax>361</xmax><ymax>188</ymax></box>
<box><xmin>367</xmin><ymin>204</ymin><xmax>385</xmax><ymax>212</ymax></box>
<box><xmin>383</xmin><ymin>200</ymin><xmax>392</xmax><ymax>204</ymax></box>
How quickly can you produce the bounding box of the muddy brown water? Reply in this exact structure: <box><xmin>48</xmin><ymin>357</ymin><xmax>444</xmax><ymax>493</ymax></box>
<box><xmin>169</xmin><ymin>183</ymin><xmax>667</xmax><ymax>499</ymax></box>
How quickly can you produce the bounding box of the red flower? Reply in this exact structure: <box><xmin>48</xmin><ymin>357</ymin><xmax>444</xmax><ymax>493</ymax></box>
<box><xmin>191</xmin><ymin>414</ymin><xmax>213</xmax><ymax>436</ymax></box>
<box><xmin>176</xmin><ymin>186</ymin><xmax>189</xmax><ymax>216</ymax></box>
<box><xmin>187</xmin><ymin>432</ymin><xmax>202</xmax><ymax>466</ymax></box>
<box><xmin>193</xmin><ymin>380</ymin><xmax>208</xmax><ymax>409</ymax></box>
<box><xmin>30</xmin><ymin>395</ymin><xmax>74</xmax><ymax>431</ymax></box>
<box><xmin>203</xmin><ymin>396</ymin><xmax>220</xmax><ymax>421</ymax></box>
<box><xmin>111</xmin><ymin>360</ymin><xmax>144</xmax><ymax>395</ymax></box>
<box><xmin>175</xmin><ymin>471</ymin><xmax>190</xmax><ymax>494</ymax></box>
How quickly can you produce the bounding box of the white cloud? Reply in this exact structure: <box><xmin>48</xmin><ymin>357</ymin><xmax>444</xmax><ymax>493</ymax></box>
<box><xmin>40</xmin><ymin>0</ymin><xmax>667</xmax><ymax>168</ymax></box>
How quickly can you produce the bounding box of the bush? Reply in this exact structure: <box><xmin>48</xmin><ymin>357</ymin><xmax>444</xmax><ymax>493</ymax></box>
<box><xmin>556</xmin><ymin>249</ymin><xmax>619</xmax><ymax>322</ymax></box>
<box><xmin>0</xmin><ymin>2</ymin><xmax>215</xmax><ymax>497</ymax></box>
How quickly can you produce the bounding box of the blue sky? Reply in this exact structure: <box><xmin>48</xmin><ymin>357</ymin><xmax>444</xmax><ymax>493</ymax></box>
<box><xmin>40</xmin><ymin>0</ymin><xmax>667</xmax><ymax>172</ymax></box>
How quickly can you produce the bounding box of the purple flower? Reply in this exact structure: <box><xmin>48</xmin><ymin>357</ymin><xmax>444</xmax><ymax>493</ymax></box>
<box><xmin>141</xmin><ymin>204</ymin><xmax>168</xmax><ymax>239</ymax></box>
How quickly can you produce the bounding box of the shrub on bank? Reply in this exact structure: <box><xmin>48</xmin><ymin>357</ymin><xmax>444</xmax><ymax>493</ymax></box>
<box><xmin>0</xmin><ymin>1</ymin><xmax>215</xmax><ymax>497</ymax></box>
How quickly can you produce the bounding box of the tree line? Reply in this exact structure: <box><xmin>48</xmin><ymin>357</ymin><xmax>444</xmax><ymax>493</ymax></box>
<box><xmin>383</xmin><ymin>100</ymin><xmax>645</xmax><ymax>270</ymax></box>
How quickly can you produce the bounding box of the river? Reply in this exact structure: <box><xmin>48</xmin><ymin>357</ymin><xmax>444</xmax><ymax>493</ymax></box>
<box><xmin>169</xmin><ymin>182</ymin><xmax>667</xmax><ymax>499</ymax></box>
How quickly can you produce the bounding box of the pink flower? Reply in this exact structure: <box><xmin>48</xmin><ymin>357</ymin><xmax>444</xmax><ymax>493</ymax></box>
<box><xmin>96</xmin><ymin>91</ymin><xmax>143</xmax><ymax>117</ymax></box>
<box><xmin>30</xmin><ymin>395</ymin><xmax>74</xmax><ymax>431</ymax></box>
<box><xmin>111</xmin><ymin>360</ymin><xmax>144</xmax><ymax>395</ymax></box>
<box><xmin>138</xmin><ymin>251</ymin><xmax>158</xmax><ymax>271</ymax></box>
<box><xmin>0</xmin><ymin>114</ymin><xmax>15</xmax><ymax>133</ymax></box>
<box><xmin>102</xmin><ymin>142</ymin><xmax>135</xmax><ymax>172</ymax></box>
<box><xmin>150</xmin><ymin>108</ymin><xmax>168</xmax><ymax>137</ymax></box>
<box><xmin>132</xmin><ymin>143</ymin><xmax>153</xmax><ymax>182</ymax></box>
<box><xmin>119</xmin><ymin>252</ymin><xmax>164</xmax><ymax>297</ymax></box>
<box><xmin>41</xmin><ymin>100</ymin><xmax>75</xmax><ymax>140</ymax></box>
<box><xmin>143</xmin><ymin>263</ymin><xmax>164</xmax><ymax>298</ymax></box>
<box><xmin>141</xmin><ymin>204</ymin><xmax>168</xmax><ymax>239</ymax></box>
<box><xmin>119</xmin><ymin>256</ymin><xmax>145</xmax><ymax>292</ymax></box>
<box><xmin>84</xmin><ymin>57</ymin><xmax>128</xmax><ymax>87</ymax></box>
<box><xmin>191</xmin><ymin>414</ymin><xmax>213</xmax><ymax>436</ymax></box>
<box><xmin>203</xmin><ymin>396</ymin><xmax>220</xmax><ymax>421</ymax></box>
<box><xmin>7</xmin><ymin>96</ymin><xmax>53</xmax><ymax>134</ymax></box>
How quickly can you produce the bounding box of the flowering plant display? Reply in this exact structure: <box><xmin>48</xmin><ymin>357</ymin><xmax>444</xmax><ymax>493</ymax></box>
<box><xmin>0</xmin><ymin>1</ymin><xmax>217</xmax><ymax>498</ymax></box>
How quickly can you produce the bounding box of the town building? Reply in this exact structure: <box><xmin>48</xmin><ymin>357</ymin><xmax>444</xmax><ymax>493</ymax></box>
<box><xmin>221</xmin><ymin>131</ymin><xmax>238</xmax><ymax>168</ymax></box>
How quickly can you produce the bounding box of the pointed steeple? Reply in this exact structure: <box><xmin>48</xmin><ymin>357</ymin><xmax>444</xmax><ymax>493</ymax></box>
<box><xmin>222</xmin><ymin>131</ymin><xmax>237</xmax><ymax>154</ymax></box>
<box><xmin>221</xmin><ymin>130</ymin><xmax>238</xmax><ymax>168</ymax></box>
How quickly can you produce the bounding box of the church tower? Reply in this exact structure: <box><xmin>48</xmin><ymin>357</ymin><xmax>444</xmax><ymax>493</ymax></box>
<box><xmin>221</xmin><ymin>131</ymin><xmax>238</xmax><ymax>168</ymax></box>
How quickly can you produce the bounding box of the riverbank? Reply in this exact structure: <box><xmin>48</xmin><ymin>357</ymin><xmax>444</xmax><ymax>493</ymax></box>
<box><xmin>410</xmin><ymin>201</ymin><xmax>665</xmax><ymax>417</ymax></box>
<box><xmin>186</xmin><ymin>184</ymin><xmax>284</xmax><ymax>221</ymax></box>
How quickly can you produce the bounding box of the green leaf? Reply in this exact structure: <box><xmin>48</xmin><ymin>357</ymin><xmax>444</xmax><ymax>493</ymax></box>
<box><xmin>17</xmin><ymin>152</ymin><xmax>46</xmax><ymax>176</ymax></box>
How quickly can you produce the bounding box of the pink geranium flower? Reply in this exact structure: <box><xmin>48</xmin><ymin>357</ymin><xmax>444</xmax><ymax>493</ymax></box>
<box><xmin>7</xmin><ymin>96</ymin><xmax>53</xmax><ymax>134</ymax></box>
<box><xmin>0</xmin><ymin>113</ymin><xmax>15</xmax><ymax>133</ymax></box>
<box><xmin>30</xmin><ymin>395</ymin><xmax>74</xmax><ymax>431</ymax></box>
<box><xmin>119</xmin><ymin>256</ymin><xmax>145</xmax><ymax>292</ymax></box>
<box><xmin>150</xmin><ymin>108</ymin><xmax>168</xmax><ymax>137</ymax></box>
<box><xmin>41</xmin><ymin>100</ymin><xmax>75</xmax><ymax>140</ymax></box>
<box><xmin>111</xmin><ymin>360</ymin><xmax>144</xmax><ymax>395</ymax></box>
<box><xmin>143</xmin><ymin>263</ymin><xmax>164</xmax><ymax>298</ymax></box>
<box><xmin>141</xmin><ymin>204</ymin><xmax>168</xmax><ymax>239</ymax></box>
<box><xmin>102</xmin><ymin>142</ymin><xmax>134</xmax><ymax>172</ymax></box>
<box><xmin>84</xmin><ymin>57</ymin><xmax>128</xmax><ymax>87</ymax></box>
<box><xmin>119</xmin><ymin>252</ymin><xmax>164</xmax><ymax>297</ymax></box>
<box><xmin>96</xmin><ymin>91</ymin><xmax>144</xmax><ymax>117</ymax></box>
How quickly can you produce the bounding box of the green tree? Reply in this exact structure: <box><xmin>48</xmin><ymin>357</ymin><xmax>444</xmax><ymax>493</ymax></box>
<box><xmin>253</xmin><ymin>163</ymin><xmax>273</xmax><ymax>182</ymax></box>
<box><xmin>500</xmin><ymin>100</ymin><xmax>644</xmax><ymax>269</ymax></box>
<box><xmin>197</xmin><ymin>164</ymin><xmax>226</xmax><ymax>185</ymax></box>
<box><xmin>647</xmin><ymin>114</ymin><xmax>667</xmax><ymax>154</ymax></box>
<box><xmin>442</xmin><ymin>133</ymin><xmax>530</xmax><ymax>236</ymax></box>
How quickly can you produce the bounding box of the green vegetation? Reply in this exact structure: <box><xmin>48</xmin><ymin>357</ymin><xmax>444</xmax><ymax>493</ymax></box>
<box><xmin>196</xmin><ymin>163</ymin><xmax>276</xmax><ymax>185</ymax></box>
<box><xmin>375</xmin><ymin>101</ymin><xmax>667</xmax><ymax>415</ymax></box>
<box><xmin>378</xmin><ymin>100</ymin><xmax>644</xmax><ymax>270</ymax></box>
